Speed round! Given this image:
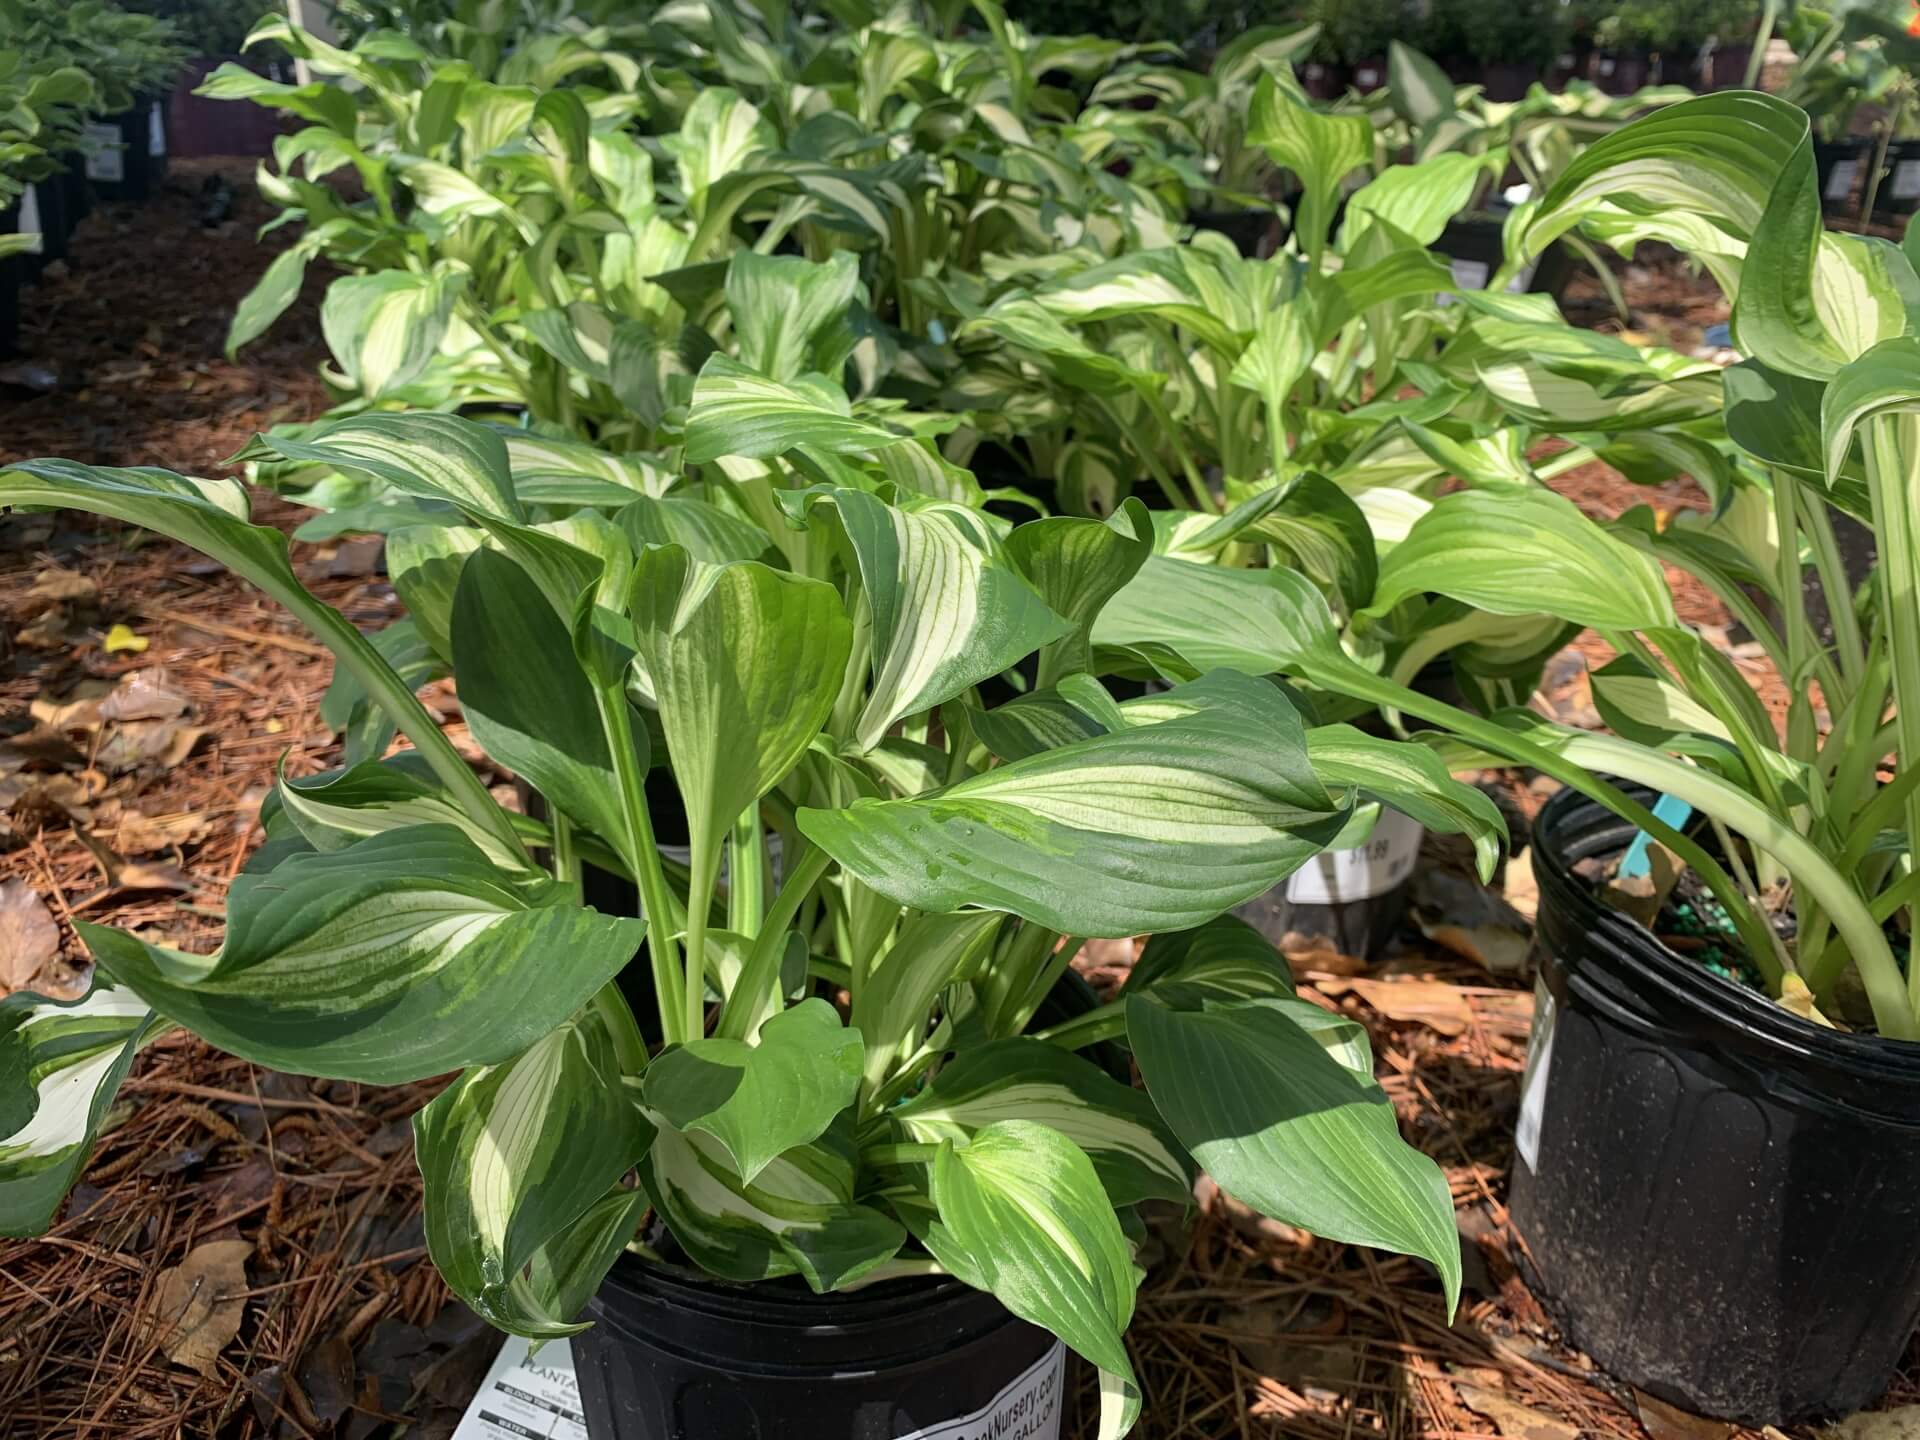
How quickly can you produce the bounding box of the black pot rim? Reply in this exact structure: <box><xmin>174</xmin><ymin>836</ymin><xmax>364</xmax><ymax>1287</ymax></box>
<box><xmin>1532</xmin><ymin>787</ymin><xmax>1920</xmax><ymax>1090</ymax></box>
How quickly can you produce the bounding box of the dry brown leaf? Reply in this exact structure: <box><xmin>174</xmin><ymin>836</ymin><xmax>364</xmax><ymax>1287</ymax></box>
<box><xmin>150</xmin><ymin>1238</ymin><xmax>251</xmax><ymax>1378</ymax></box>
<box><xmin>1317</xmin><ymin>977</ymin><xmax>1472</xmax><ymax>1037</ymax></box>
<box><xmin>1457</xmin><ymin>1384</ymin><xmax>1580</xmax><ymax>1440</ymax></box>
<box><xmin>73</xmin><ymin>829</ymin><xmax>196</xmax><ymax>894</ymax></box>
<box><xmin>15</xmin><ymin>609</ymin><xmax>73</xmax><ymax>650</ymax></box>
<box><xmin>98</xmin><ymin>670</ymin><xmax>191</xmax><ymax>722</ymax></box>
<box><xmin>96</xmin><ymin>719</ymin><xmax>208</xmax><ymax>775</ymax></box>
<box><xmin>0</xmin><ymin>879</ymin><xmax>59</xmax><ymax>991</ymax></box>
<box><xmin>23</xmin><ymin>567</ymin><xmax>97</xmax><ymax>607</ymax></box>
<box><xmin>29</xmin><ymin>679</ymin><xmax>111</xmax><ymax>731</ymax></box>
<box><xmin>1418</xmin><ymin>920</ymin><xmax>1532</xmax><ymax>977</ymax></box>
<box><xmin>113</xmin><ymin>809</ymin><xmax>211</xmax><ymax>855</ymax></box>
<box><xmin>1826</xmin><ymin>1408</ymin><xmax>1920</xmax><ymax>1440</ymax></box>
<box><xmin>1223</xmin><ymin>1297</ymin><xmax>1361</xmax><ymax>1395</ymax></box>
<box><xmin>1283</xmin><ymin>937</ymin><xmax>1366</xmax><ymax>976</ymax></box>
<box><xmin>1634</xmin><ymin>1388</ymin><xmax>1736</xmax><ymax>1440</ymax></box>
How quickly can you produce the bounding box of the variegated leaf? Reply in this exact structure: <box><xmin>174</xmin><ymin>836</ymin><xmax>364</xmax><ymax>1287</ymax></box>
<box><xmin>78</xmin><ymin>827</ymin><xmax>648</xmax><ymax>1084</ymax></box>
<box><xmin>415</xmin><ymin>1010</ymin><xmax>653</xmax><ymax>1337</ymax></box>
<box><xmin>0</xmin><ymin>983</ymin><xmax>160</xmax><ymax>1236</ymax></box>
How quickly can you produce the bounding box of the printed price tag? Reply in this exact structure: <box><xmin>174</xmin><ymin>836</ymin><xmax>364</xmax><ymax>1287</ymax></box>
<box><xmin>1826</xmin><ymin>159</ymin><xmax>1859</xmax><ymax>201</ymax></box>
<box><xmin>451</xmin><ymin>1336</ymin><xmax>587</xmax><ymax>1440</ymax></box>
<box><xmin>901</xmin><ymin>1341</ymin><xmax>1065</xmax><ymax>1440</ymax></box>
<box><xmin>1284</xmin><ymin>809</ymin><xmax>1423</xmax><ymax>905</ymax></box>
<box><xmin>1514</xmin><ymin>980</ymin><xmax>1556</xmax><ymax>1172</ymax></box>
<box><xmin>83</xmin><ymin>123</ymin><xmax>124</xmax><ymax>183</ymax></box>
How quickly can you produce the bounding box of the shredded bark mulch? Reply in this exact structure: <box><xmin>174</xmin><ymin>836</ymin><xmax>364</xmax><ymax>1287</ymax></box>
<box><xmin>1</xmin><ymin>161</ymin><xmax>1912</xmax><ymax>1440</ymax></box>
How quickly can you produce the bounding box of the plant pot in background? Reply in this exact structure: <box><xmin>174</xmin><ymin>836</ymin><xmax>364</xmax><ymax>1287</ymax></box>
<box><xmin>1815</xmin><ymin>137</ymin><xmax>1872</xmax><ymax>215</ymax></box>
<box><xmin>1872</xmin><ymin>139</ymin><xmax>1920</xmax><ymax>220</ymax></box>
<box><xmin>1481</xmin><ymin>62</ymin><xmax>1539</xmax><ymax>103</ymax></box>
<box><xmin>1232</xmin><ymin>806</ymin><xmax>1423</xmax><ymax>960</ymax></box>
<box><xmin>1510</xmin><ymin>789</ymin><xmax>1920</xmax><ymax>1425</ymax></box>
<box><xmin>1186</xmin><ymin>206</ymin><xmax>1285</xmax><ymax>258</ymax></box>
<box><xmin>0</xmin><ymin>195</ymin><xmax>25</xmax><ymax>358</ymax></box>
<box><xmin>1591</xmin><ymin>50</ymin><xmax>1650</xmax><ymax>95</ymax></box>
<box><xmin>170</xmin><ymin>56</ymin><xmax>285</xmax><ymax>158</ymax></box>
<box><xmin>1706</xmin><ymin>43</ymin><xmax>1753</xmax><ymax>89</ymax></box>
<box><xmin>34</xmin><ymin>175</ymin><xmax>71</xmax><ymax>271</ymax></box>
<box><xmin>577</xmin><ymin>1253</ymin><xmax>1064</xmax><ymax>1440</ymax></box>
<box><xmin>1350</xmin><ymin>55</ymin><xmax>1386</xmax><ymax>93</ymax></box>
<box><xmin>1435</xmin><ymin>215</ymin><xmax>1575</xmax><ymax>299</ymax></box>
<box><xmin>1299</xmin><ymin>61</ymin><xmax>1346</xmax><ymax>99</ymax></box>
<box><xmin>82</xmin><ymin>97</ymin><xmax>163</xmax><ymax>204</ymax></box>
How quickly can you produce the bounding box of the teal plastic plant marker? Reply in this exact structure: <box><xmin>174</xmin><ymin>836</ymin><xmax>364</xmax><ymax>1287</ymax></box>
<box><xmin>1618</xmin><ymin>793</ymin><xmax>1694</xmax><ymax>880</ymax></box>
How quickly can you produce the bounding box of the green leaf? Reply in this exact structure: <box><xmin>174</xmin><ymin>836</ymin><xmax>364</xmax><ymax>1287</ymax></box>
<box><xmin>0</xmin><ymin>983</ymin><xmax>158</xmax><ymax>1237</ymax></box>
<box><xmin>236</xmin><ymin>412</ymin><xmax>523</xmax><ymax>524</ymax></box>
<box><xmin>798</xmin><ymin>488</ymin><xmax>1072</xmax><ymax>751</ymax></box>
<box><xmin>614</xmin><ymin>495</ymin><xmax>770</xmax><ymax>565</ymax></box>
<box><xmin>628</xmin><ymin>546</ymin><xmax>850</xmax><ymax>909</ymax></box>
<box><xmin>799</xmin><ymin>670</ymin><xmax>1345</xmax><ymax>936</ymax></box>
<box><xmin>1307</xmin><ymin>725</ymin><xmax>1507</xmax><ymax>881</ymax></box>
<box><xmin>227</xmin><ymin>241</ymin><xmax>313</xmax><ymax>357</ymax></box>
<box><xmin>1093</xmin><ymin>554</ymin><xmax>1343</xmax><ymax>679</ymax></box>
<box><xmin>386</xmin><ymin>524</ymin><xmax>485</xmax><ymax>663</ymax></box>
<box><xmin>79</xmin><ymin>827</ymin><xmax>647</xmax><ymax>1084</ymax></box>
<box><xmin>1198</xmin><ymin>476</ymin><xmax>1377</xmax><ymax>614</ymax></box>
<box><xmin>1364</xmin><ymin>487</ymin><xmax>1679</xmax><ymax>632</ymax></box>
<box><xmin>854</xmin><ymin>910</ymin><xmax>1004</xmax><ymax>1097</ymax></box>
<box><xmin>1343</xmin><ymin>152</ymin><xmax>1487</xmax><ymax>250</ymax></box>
<box><xmin>1248</xmin><ymin>73</ymin><xmax>1371</xmax><ymax>259</ymax></box>
<box><xmin>924</xmin><ymin>1122</ymin><xmax>1140</xmax><ymax>1431</ymax></box>
<box><xmin>320</xmin><ymin>268</ymin><xmax>466</xmax><ymax>399</ymax></box>
<box><xmin>1822</xmin><ymin>336</ymin><xmax>1920</xmax><ymax>487</ymax></box>
<box><xmin>897</xmin><ymin>1040</ymin><xmax>1190</xmax><ymax>1207</ymax></box>
<box><xmin>273</xmin><ymin>752</ymin><xmax>535</xmax><ymax>875</ymax></box>
<box><xmin>645</xmin><ymin>1121</ymin><xmax>904</xmax><ymax>1289</ymax></box>
<box><xmin>1119</xmin><ymin>916</ymin><xmax>1296</xmax><ymax>1008</ymax></box>
<box><xmin>663</xmin><ymin>87</ymin><xmax>776</xmax><ymax>210</ymax></box>
<box><xmin>415</xmin><ymin>1011</ymin><xmax>652</xmax><ymax>1338</ymax></box>
<box><xmin>725</xmin><ymin>250</ymin><xmax>861</xmax><ymax>384</ymax></box>
<box><xmin>644</xmin><ymin>998</ymin><xmax>861</xmax><ymax>1184</ymax></box>
<box><xmin>1386</xmin><ymin>41</ymin><xmax>1456</xmax><ymax>131</ymax></box>
<box><xmin>684</xmin><ymin>357</ymin><xmax>902</xmax><ymax>464</ymax></box>
<box><xmin>1127</xmin><ymin>994</ymin><xmax>1461</xmax><ymax>1311</ymax></box>
<box><xmin>453</xmin><ymin>549</ymin><xmax>636</xmax><ymax>860</ymax></box>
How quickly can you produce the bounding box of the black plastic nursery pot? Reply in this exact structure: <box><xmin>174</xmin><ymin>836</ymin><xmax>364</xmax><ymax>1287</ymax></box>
<box><xmin>575</xmin><ymin>968</ymin><xmax>1113</xmax><ymax>1439</ymax></box>
<box><xmin>1510</xmin><ymin>789</ymin><xmax>1920</xmax><ymax>1425</ymax></box>
<box><xmin>1590</xmin><ymin>50</ymin><xmax>1651</xmax><ymax>95</ymax></box>
<box><xmin>575</xmin><ymin>1254</ymin><xmax>1064</xmax><ymax>1440</ymax></box>
<box><xmin>1435</xmin><ymin>216</ymin><xmax>1574</xmax><ymax>300</ymax></box>
<box><xmin>1816</xmin><ymin>138</ymin><xmax>1873</xmax><ymax>214</ymax></box>
<box><xmin>0</xmin><ymin>198</ymin><xmax>21</xmax><ymax>359</ymax></box>
<box><xmin>1873</xmin><ymin>140</ymin><xmax>1920</xmax><ymax>220</ymax></box>
<box><xmin>85</xmin><ymin>97</ymin><xmax>167</xmax><ymax>204</ymax></box>
<box><xmin>1186</xmin><ymin>207</ymin><xmax>1284</xmax><ymax>259</ymax></box>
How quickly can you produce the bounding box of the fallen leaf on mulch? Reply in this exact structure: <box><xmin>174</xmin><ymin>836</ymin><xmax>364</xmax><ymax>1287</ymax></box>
<box><xmin>1634</xmin><ymin>1388</ymin><xmax>1736</xmax><ymax>1440</ymax></box>
<box><xmin>73</xmin><ymin>829</ymin><xmax>196</xmax><ymax>894</ymax></box>
<box><xmin>0</xmin><ymin>879</ymin><xmax>60</xmax><ymax>991</ymax></box>
<box><xmin>1457</xmin><ymin>1384</ymin><xmax>1580</xmax><ymax>1440</ymax></box>
<box><xmin>1412</xmin><ymin>867</ymin><xmax>1533</xmax><ymax>976</ymax></box>
<box><xmin>111</xmin><ymin>808</ymin><xmax>211</xmax><ymax>855</ymax></box>
<box><xmin>150</xmin><ymin>1238</ymin><xmax>251</xmax><ymax>1378</ymax></box>
<box><xmin>1282</xmin><ymin>937</ymin><xmax>1366</xmax><ymax>976</ymax></box>
<box><xmin>1224</xmin><ymin>1295</ymin><xmax>1361</xmax><ymax>1395</ymax></box>
<box><xmin>98</xmin><ymin>670</ymin><xmax>191</xmax><ymax>722</ymax></box>
<box><xmin>23</xmin><ymin>566</ymin><xmax>97</xmax><ymax>607</ymax></box>
<box><xmin>299</xmin><ymin>1333</ymin><xmax>357</xmax><ymax>1426</ymax></box>
<box><xmin>1828</xmin><ymin>1407</ymin><xmax>1920</xmax><ymax>1440</ymax></box>
<box><xmin>16</xmin><ymin>609</ymin><xmax>74</xmax><ymax>649</ymax></box>
<box><xmin>1317</xmin><ymin>976</ymin><xmax>1473</xmax><ymax>1036</ymax></box>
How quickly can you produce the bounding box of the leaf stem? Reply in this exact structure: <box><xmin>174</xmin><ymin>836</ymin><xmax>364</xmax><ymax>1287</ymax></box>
<box><xmin>1033</xmin><ymin>1000</ymin><xmax>1127</xmax><ymax>1049</ymax></box>
<box><xmin>594</xmin><ymin>682</ymin><xmax>688</xmax><ymax>1045</ymax></box>
<box><xmin>716</xmin><ymin>844</ymin><xmax>832</xmax><ymax>1041</ymax></box>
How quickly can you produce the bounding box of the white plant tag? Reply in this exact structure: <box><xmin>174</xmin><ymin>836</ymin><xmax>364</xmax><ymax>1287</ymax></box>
<box><xmin>1826</xmin><ymin>159</ymin><xmax>1859</xmax><ymax>201</ymax></box>
<box><xmin>1894</xmin><ymin>159</ymin><xmax>1920</xmax><ymax>200</ymax></box>
<box><xmin>149</xmin><ymin>101</ymin><xmax>166</xmax><ymax>158</ymax></box>
<box><xmin>900</xmin><ymin>1340</ymin><xmax>1065</xmax><ymax>1440</ymax></box>
<box><xmin>1284</xmin><ymin>809</ymin><xmax>1423</xmax><ymax>905</ymax></box>
<box><xmin>19</xmin><ymin>184</ymin><xmax>41</xmax><ymax>241</ymax></box>
<box><xmin>1514</xmin><ymin>979</ymin><xmax>1557</xmax><ymax>1171</ymax></box>
<box><xmin>1354</xmin><ymin>65</ymin><xmax>1381</xmax><ymax>88</ymax></box>
<box><xmin>83</xmin><ymin>123</ymin><xmax>124</xmax><ymax>183</ymax></box>
<box><xmin>451</xmin><ymin>1335</ymin><xmax>587</xmax><ymax>1440</ymax></box>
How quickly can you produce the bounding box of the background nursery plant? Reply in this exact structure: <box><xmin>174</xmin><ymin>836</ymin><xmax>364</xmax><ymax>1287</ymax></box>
<box><xmin>0</xmin><ymin>351</ymin><xmax>1500</xmax><ymax>1431</ymax></box>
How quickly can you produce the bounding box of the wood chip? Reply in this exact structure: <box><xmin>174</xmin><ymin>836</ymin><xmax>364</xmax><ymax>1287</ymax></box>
<box><xmin>1457</xmin><ymin>1384</ymin><xmax>1581</xmax><ymax>1440</ymax></box>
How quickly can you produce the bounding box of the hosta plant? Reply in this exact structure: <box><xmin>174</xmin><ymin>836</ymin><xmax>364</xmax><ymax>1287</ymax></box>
<box><xmin>0</xmin><ymin>394</ymin><xmax>1495</xmax><ymax>1430</ymax></box>
<box><xmin>1096</xmin><ymin>89</ymin><xmax>1920</xmax><ymax>1043</ymax></box>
